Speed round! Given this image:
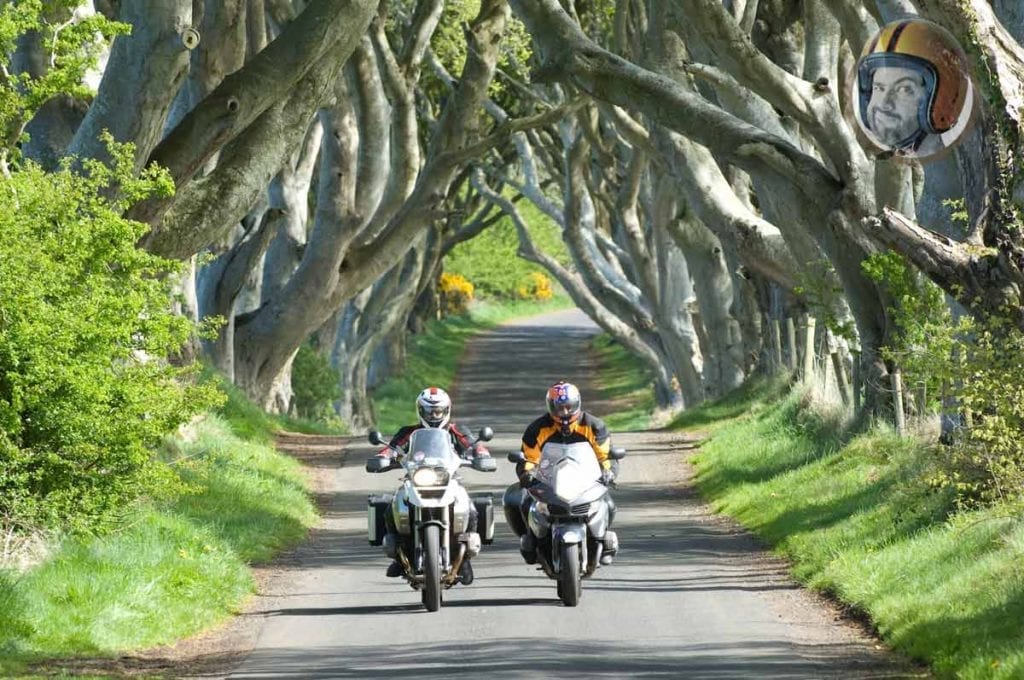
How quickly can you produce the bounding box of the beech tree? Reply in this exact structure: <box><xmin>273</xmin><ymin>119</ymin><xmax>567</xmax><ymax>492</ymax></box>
<box><xmin>14</xmin><ymin>0</ymin><xmax>1024</xmax><ymax>427</ymax></box>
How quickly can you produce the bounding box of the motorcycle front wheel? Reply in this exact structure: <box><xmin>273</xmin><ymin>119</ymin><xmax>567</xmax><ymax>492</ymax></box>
<box><xmin>559</xmin><ymin>542</ymin><xmax>582</xmax><ymax>607</ymax></box>
<box><xmin>421</xmin><ymin>524</ymin><xmax>442</xmax><ymax>612</ymax></box>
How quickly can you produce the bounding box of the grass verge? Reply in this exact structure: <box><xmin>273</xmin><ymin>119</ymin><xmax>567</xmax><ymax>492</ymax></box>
<box><xmin>371</xmin><ymin>295</ymin><xmax>572</xmax><ymax>432</ymax></box>
<box><xmin>211</xmin><ymin>370</ymin><xmax>344</xmax><ymax>443</ymax></box>
<box><xmin>589</xmin><ymin>333</ymin><xmax>656</xmax><ymax>431</ymax></box>
<box><xmin>676</xmin><ymin>377</ymin><xmax>1024</xmax><ymax>678</ymax></box>
<box><xmin>0</xmin><ymin>389</ymin><xmax>318</xmax><ymax>674</ymax></box>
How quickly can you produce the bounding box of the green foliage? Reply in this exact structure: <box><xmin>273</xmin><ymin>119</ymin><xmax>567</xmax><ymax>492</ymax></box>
<box><xmin>861</xmin><ymin>251</ymin><xmax>955</xmax><ymax>393</ymax></box>
<box><xmin>430</xmin><ymin>0</ymin><xmax>482</xmax><ymax>80</ymax></box>
<box><xmin>861</xmin><ymin>252</ymin><xmax>1024</xmax><ymax>506</ymax></box>
<box><xmin>0</xmin><ymin>415</ymin><xmax>316</xmax><ymax>660</ymax></box>
<box><xmin>684</xmin><ymin>385</ymin><xmax>1024</xmax><ymax>678</ymax></box>
<box><xmin>792</xmin><ymin>259</ymin><xmax>855</xmax><ymax>340</ymax></box>
<box><xmin>0</xmin><ymin>570</ymin><xmax>32</xmax><ymax>653</ymax></box>
<box><xmin>942</xmin><ymin>197</ymin><xmax>970</xmax><ymax>227</ymax></box>
<box><xmin>577</xmin><ymin>0</ymin><xmax>617</xmax><ymax>42</ymax></box>
<box><xmin>0</xmin><ymin>3</ymin><xmax>128</xmax><ymax>165</ymax></box>
<box><xmin>291</xmin><ymin>344</ymin><xmax>343</xmax><ymax>425</ymax></box>
<box><xmin>0</xmin><ymin>139</ymin><xmax>219</xmax><ymax>532</ymax></box>
<box><xmin>426</xmin><ymin>0</ymin><xmax>533</xmax><ymax>109</ymax></box>
<box><xmin>932</xmin><ymin>321</ymin><xmax>1024</xmax><ymax>507</ymax></box>
<box><xmin>444</xmin><ymin>204</ymin><xmax>568</xmax><ymax>298</ymax></box>
<box><xmin>205</xmin><ymin>368</ymin><xmax>342</xmax><ymax>443</ymax></box>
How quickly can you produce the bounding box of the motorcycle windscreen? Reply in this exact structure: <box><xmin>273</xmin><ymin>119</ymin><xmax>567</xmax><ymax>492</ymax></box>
<box><xmin>406</xmin><ymin>428</ymin><xmax>459</xmax><ymax>469</ymax></box>
<box><xmin>538</xmin><ymin>441</ymin><xmax>602</xmax><ymax>502</ymax></box>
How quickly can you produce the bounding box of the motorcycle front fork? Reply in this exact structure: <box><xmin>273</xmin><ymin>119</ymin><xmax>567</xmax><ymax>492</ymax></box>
<box><xmin>408</xmin><ymin>506</ymin><xmax>450</xmax><ymax>573</ymax></box>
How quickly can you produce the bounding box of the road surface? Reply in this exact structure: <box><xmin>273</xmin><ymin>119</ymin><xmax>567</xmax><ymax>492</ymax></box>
<box><xmin>227</xmin><ymin>309</ymin><xmax>916</xmax><ymax>679</ymax></box>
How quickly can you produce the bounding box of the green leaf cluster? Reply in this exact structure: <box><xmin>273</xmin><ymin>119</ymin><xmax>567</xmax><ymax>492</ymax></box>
<box><xmin>0</xmin><ymin>2</ymin><xmax>128</xmax><ymax>167</ymax></box>
<box><xmin>861</xmin><ymin>250</ymin><xmax>953</xmax><ymax>386</ymax></box>
<box><xmin>793</xmin><ymin>258</ymin><xmax>856</xmax><ymax>340</ymax></box>
<box><xmin>0</xmin><ymin>138</ymin><xmax>219</xmax><ymax>533</ymax></box>
<box><xmin>444</xmin><ymin>201</ymin><xmax>568</xmax><ymax>298</ymax></box>
<box><xmin>291</xmin><ymin>344</ymin><xmax>342</xmax><ymax>426</ymax></box>
<box><xmin>932</xmin><ymin>319</ymin><xmax>1024</xmax><ymax>508</ymax></box>
<box><xmin>862</xmin><ymin>252</ymin><xmax>1024</xmax><ymax>506</ymax></box>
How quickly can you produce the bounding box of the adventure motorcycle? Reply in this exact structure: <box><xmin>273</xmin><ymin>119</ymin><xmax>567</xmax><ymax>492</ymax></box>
<box><xmin>506</xmin><ymin>442</ymin><xmax>625</xmax><ymax>606</ymax></box>
<box><xmin>365</xmin><ymin>426</ymin><xmax>497</xmax><ymax>612</ymax></box>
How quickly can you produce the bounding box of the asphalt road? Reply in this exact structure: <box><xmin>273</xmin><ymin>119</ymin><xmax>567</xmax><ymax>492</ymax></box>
<box><xmin>227</xmin><ymin>309</ymin><xmax>916</xmax><ymax>679</ymax></box>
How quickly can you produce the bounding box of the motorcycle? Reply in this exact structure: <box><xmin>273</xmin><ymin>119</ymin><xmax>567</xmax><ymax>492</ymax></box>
<box><xmin>365</xmin><ymin>426</ymin><xmax>497</xmax><ymax>612</ymax></box>
<box><xmin>506</xmin><ymin>442</ymin><xmax>625</xmax><ymax>606</ymax></box>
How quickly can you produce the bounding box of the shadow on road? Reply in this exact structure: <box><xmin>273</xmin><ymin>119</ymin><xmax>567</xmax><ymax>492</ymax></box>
<box><xmin>231</xmin><ymin>639</ymin><xmax>914</xmax><ymax>679</ymax></box>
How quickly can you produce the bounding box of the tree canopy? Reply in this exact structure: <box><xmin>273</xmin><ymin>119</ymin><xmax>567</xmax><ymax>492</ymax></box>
<box><xmin>3</xmin><ymin>0</ymin><xmax>1024</xmax><ymax>528</ymax></box>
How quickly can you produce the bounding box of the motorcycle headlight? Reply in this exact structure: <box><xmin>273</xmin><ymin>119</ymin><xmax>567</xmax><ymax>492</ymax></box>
<box><xmin>411</xmin><ymin>467</ymin><xmax>449</xmax><ymax>486</ymax></box>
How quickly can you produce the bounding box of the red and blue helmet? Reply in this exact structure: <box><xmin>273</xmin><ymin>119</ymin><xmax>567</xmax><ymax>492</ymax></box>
<box><xmin>546</xmin><ymin>381</ymin><xmax>582</xmax><ymax>429</ymax></box>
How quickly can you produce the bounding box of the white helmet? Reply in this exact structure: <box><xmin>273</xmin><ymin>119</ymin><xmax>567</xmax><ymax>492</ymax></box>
<box><xmin>416</xmin><ymin>387</ymin><xmax>451</xmax><ymax>428</ymax></box>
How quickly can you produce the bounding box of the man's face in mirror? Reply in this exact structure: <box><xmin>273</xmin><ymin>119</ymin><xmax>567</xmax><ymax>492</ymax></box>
<box><xmin>866</xmin><ymin>66</ymin><xmax>927</xmax><ymax>147</ymax></box>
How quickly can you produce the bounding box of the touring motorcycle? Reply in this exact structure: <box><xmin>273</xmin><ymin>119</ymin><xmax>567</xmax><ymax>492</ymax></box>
<box><xmin>506</xmin><ymin>442</ymin><xmax>625</xmax><ymax>606</ymax></box>
<box><xmin>365</xmin><ymin>426</ymin><xmax>497</xmax><ymax>612</ymax></box>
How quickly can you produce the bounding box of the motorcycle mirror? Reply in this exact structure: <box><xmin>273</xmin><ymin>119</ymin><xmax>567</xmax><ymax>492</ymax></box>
<box><xmin>365</xmin><ymin>456</ymin><xmax>392</xmax><ymax>473</ymax></box>
<box><xmin>472</xmin><ymin>456</ymin><xmax>497</xmax><ymax>472</ymax></box>
<box><xmin>367</xmin><ymin>430</ymin><xmax>386</xmax><ymax>446</ymax></box>
<box><xmin>477</xmin><ymin>426</ymin><xmax>494</xmax><ymax>442</ymax></box>
<box><xmin>507</xmin><ymin>451</ymin><xmax>525</xmax><ymax>463</ymax></box>
<box><xmin>609</xmin><ymin>446</ymin><xmax>627</xmax><ymax>460</ymax></box>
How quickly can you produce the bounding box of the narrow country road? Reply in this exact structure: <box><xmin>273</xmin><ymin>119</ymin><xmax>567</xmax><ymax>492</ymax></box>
<box><xmin>227</xmin><ymin>309</ymin><xmax>917</xmax><ymax>679</ymax></box>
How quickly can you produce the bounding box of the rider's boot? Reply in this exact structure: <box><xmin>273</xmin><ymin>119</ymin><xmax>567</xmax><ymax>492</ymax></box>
<box><xmin>520</xmin><ymin>532</ymin><xmax>537</xmax><ymax>564</ymax></box>
<box><xmin>600</xmin><ymin>530</ymin><xmax>618</xmax><ymax>565</ymax></box>
<box><xmin>458</xmin><ymin>559</ymin><xmax>474</xmax><ymax>585</ymax></box>
<box><xmin>383</xmin><ymin>532</ymin><xmax>403</xmax><ymax>576</ymax></box>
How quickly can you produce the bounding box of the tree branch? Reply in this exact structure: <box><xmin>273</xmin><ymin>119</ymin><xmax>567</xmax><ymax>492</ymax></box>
<box><xmin>866</xmin><ymin>207</ymin><xmax>1023</xmax><ymax>322</ymax></box>
<box><xmin>507</xmin><ymin>0</ymin><xmax>841</xmax><ymax>197</ymax></box>
<box><xmin>130</xmin><ymin>0</ymin><xmax>377</xmax><ymax>226</ymax></box>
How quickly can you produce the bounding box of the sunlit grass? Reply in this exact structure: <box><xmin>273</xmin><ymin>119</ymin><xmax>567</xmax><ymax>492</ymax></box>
<box><xmin>589</xmin><ymin>333</ymin><xmax>656</xmax><ymax>431</ymax></box>
<box><xmin>0</xmin><ymin>414</ymin><xmax>317</xmax><ymax>670</ymax></box>
<box><xmin>683</xmin><ymin>380</ymin><xmax>1024</xmax><ymax>677</ymax></box>
<box><xmin>208</xmin><ymin>369</ymin><xmax>344</xmax><ymax>443</ymax></box>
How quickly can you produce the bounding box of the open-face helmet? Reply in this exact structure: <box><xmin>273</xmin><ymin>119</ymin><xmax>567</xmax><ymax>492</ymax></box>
<box><xmin>856</xmin><ymin>19</ymin><xmax>970</xmax><ymax>151</ymax></box>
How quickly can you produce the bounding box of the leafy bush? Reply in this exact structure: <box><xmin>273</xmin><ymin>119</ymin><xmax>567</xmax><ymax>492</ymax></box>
<box><xmin>862</xmin><ymin>252</ymin><xmax>1024</xmax><ymax>506</ymax></box>
<box><xmin>517</xmin><ymin>271</ymin><xmax>553</xmax><ymax>301</ymax></box>
<box><xmin>0</xmin><ymin>141</ymin><xmax>220</xmax><ymax>533</ymax></box>
<box><xmin>932</xmin><ymin>321</ymin><xmax>1024</xmax><ymax>506</ymax></box>
<box><xmin>439</xmin><ymin>271</ymin><xmax>475</xmax><ymax>316</ymax></box>
<box><xmin>291</xmin><ymin>344</ymin><xmax>342</xmax><ymax>424</ymax></box>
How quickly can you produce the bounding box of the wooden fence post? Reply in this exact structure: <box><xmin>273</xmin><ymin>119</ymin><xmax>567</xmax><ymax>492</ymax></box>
<box><xmin>802</xmin><ymin>315</ymin><xmax>816</xmax><ymax>380</ymax></box>
<box><xmin>827</xmin><ymin>331</ymin><xmax>851</xmax><ymax>406</ymax></box>
<box><xmin>852</xmin><ymin>349</ymin><xmax>862</xmax><ymax>412</ymax></box>
<box><xmin>771</xmin><ymin>317</ymin><xmax>783</xmax><ymax>368</ymax></box>
<box><xmin>891</xmin><ymin>367</ymin><xmax>906</xmax><ymax>436</ymax></box>
<box><xmin>786</xmin><ymin>317</ymin><xmax>797</xmax><ymax>371</ymax></box>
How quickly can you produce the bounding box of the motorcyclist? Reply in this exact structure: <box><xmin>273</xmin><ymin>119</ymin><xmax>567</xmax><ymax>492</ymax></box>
<box><xmin>504</xmin><ymin>381</ymin><xmax>618</xmax><ymax>566</ymax></box>
<box><xmin>377</xmin><ymin>386</ymin><xmax>490</xmax><ymax>583</ymax></box>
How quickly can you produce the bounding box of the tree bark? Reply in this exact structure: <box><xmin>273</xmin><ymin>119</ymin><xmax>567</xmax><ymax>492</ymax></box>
<box><xmin>67</xmin><ymin>0</ymin><xmax>193</xmax><ymax>172</ymax></box>
<box><xmin>129</xmin><ymin>0</ymin><xmax>378</xmax><ymax>230</ymax></box>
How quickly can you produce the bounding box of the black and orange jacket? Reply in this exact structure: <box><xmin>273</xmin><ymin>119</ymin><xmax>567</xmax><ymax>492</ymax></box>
<box><xmin>381</xmin><ymin>423</ymin><xmax>474</xmax><ymax>457</ymax></box>
<box><xmin>521</xmin><ymin>412</ymin><xmax>611</xmax><ymax>471</ymax></box>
